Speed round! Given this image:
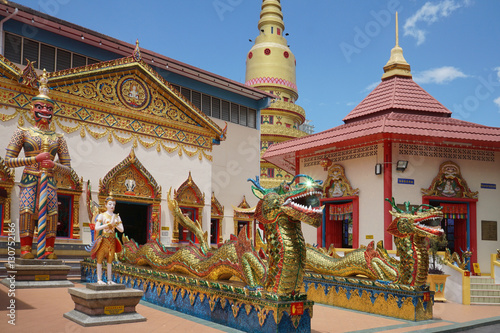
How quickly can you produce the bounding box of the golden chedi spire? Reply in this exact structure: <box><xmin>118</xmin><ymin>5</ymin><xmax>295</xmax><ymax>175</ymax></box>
<box><xmin>382</xmin><ymin>12</ymin><xmax>412</xmax><ymax>80</ymax></box>
<box><xmin>246</xmin><ymin>0</ymin><xmax>298</xmax><ymax>100</ymax></box>
<box><xmin>246</xmin><ymin>1</ymin><xmax>308</xmax><ymax>188</ymax></box>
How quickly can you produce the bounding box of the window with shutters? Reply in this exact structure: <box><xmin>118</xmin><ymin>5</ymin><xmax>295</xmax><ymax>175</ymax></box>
<box><xmin>212</xmin><ymin>98</ymin><xmax>221</xmax><ymax>119</ymax></box>
<box><xmin>230</xmin><ymin>103</ymin><xmax>239</xmax><ymax>124</ymax></box>
<box><xmin>40</xmin><ymin>44</ymin><xmax>55</xmax><ymax>72</ymax></box>
<box><xmin>221</xmin><ymin>101</ymin><xmax>230</xmax><ymax>121</ymax></box>
<box><xmin>4</xmin><ymin>33</ymin><xmax>22</xmax><ymax>64</ymax></box>
<box><xmin>22</xmin><ymin>39</ymin><xmax>39</xmax><ymax>65</ymax></box>
<box><xmin>180</xmin><ymin>87</ymin><xmax>191</xmax><ymax>100</ymax></box>
<box><xmin>202</xmin><ymin>94</ymin><xmax>211</xmax><ymax>116</ymax></box>
<box><xmin>3</xmin><ymin>32</ymin><xmax>100</xmax><ymax>72</ymax></box>
<box><xmin>72</xmin><ymin>53</ymin><xmax>86</xmax><ymax>68</ymax></box>
<box><xmin>248</xmin><ymin>109</ymin><xmax>256</xmax><ymax>128</ymax></box>
<box><xmin>192</xmin><ymin>91</ymin><xmax>201</xmax><ymax>110</ymax></box>
<box><xmin>240</xmin><ymin>106</ymin><xmax>247</xmax><ymax>126</ymax></box>
<box><xmin>56</xmin><ymin>49</ymin><xmax>71</xmax><ymax>71</ymax></box>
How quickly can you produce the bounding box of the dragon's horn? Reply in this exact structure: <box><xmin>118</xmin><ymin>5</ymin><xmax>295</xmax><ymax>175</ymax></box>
<box><xmin>248</xmin><ymin>176</ymin><xmax>265</xmax><ymax>191</ymax></box>
<box><xmin>385</xmin><ymin>197</ymin><xmax>403</xmax><ymax>213</ymax></box>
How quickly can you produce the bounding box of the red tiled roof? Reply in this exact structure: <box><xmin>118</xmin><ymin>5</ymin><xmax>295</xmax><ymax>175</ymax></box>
<box><xmin>263</xmin><ymin>112</ymin><xmax>500</xmax><ymax>173</ymax></box>
<box><xmin>343</xmin><ymin>76</ymin><xmax>451</xmax><ymax>122</ymax></box>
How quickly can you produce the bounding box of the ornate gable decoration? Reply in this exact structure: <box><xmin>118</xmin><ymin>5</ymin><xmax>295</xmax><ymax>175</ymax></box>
<box><xmin>211</xmin><ymin>192</ymin><xmax>224</xmax><ymax>217</ymax></box>
<box><xmin>19</xmin><ymin>60</ymin><xmax>39</xmax><ymax>88</ymax></box>
<box><xmin>48</xmin><ymin>56</ymin><xmax>222</xmax><ymax>135</ymax></box>
<box><xmin>232</xmin><ymin>196</ymin><xmax>254</xmax><ymax>219</ymax></box>
<box><xmin>0</xmin><ymin>54</ymin><xmax>21</xmax><ymax>81</ymax></box>
<box><xmin>0</xmin><ymin>55</ymin><xmax>224</xmax><ymax>161</ymax></box>
<box><xmin>323</xmin><ymin>164</ymin><xmax>359</xmax><ymax>198</ymax></box>
<box><xmin>174</xmin><ymin>172</ymin><xmax>205</xmax><ymax>207</ymax></box>
<box><xmin>99</xmin><ymin>149</ymin><xmax>161</xmax><ymax>201</ymax></box>
<box><xmin>54</xmin><ymin>169</ymin><xmax>83</xmax><ymax>192</ymax></box>
<box><xmin>421</xmin><ymin>161</ymin><xmax>478</xmax><ymax>199</ymax></box>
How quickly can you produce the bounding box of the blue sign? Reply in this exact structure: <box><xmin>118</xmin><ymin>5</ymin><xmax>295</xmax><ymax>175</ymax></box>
<box><xmin>398</xmin><ymin>178</ymin><xmax>414</xmax><ymax>185</ymax></box>
<box><xmin>481</xmin><ymin>183</ymin><xmax>496</xmax><ymax>189</ymax></box>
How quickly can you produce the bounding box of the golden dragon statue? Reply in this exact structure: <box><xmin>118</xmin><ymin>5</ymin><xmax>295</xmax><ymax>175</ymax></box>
<box><xmin>444</xmin><ymin>247</ymin><xmax>472</xmax><ymax>270</ymax></box>
<box><xmin>119</xmin><ymin>174</ymin><xmax>324</xmax><ymax>298</ymax></box>
<box><xmin>305</xmin><ymin>198</ymin><xmax>445</xmax><ymax>287</ymax></box>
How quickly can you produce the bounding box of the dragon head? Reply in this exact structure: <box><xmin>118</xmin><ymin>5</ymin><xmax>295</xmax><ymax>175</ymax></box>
<box><xmin>249</xmin><ymin>174</ymin><xmax>324</xmax><ymax>227</ymax></box>
<box><xmin>386</xmin><ymin>198</ymin><xmax>444</xmax><ymax>239</ymax></box>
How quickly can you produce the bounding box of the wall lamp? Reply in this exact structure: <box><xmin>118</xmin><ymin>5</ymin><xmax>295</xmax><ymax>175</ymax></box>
<box><xmin>375</xmin><ymin>160</ymin><xmax>408</xmax><ymax>175</ymax></box>
<box><xmin>396</xmin><ymin>160</ymin><xmax>408</xmax><ymax>172</ymax></box>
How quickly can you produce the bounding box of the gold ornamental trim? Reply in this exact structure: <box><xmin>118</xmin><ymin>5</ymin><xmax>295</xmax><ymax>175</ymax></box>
<box><xmin>260</xmin><ymin>124</ymin><xmax>308</xmax><ymax>139</ymax></box>
<box><xmin>265</xmin><ymin>99</ymin><xmax>306</xmax><ymax>119</ymax></box>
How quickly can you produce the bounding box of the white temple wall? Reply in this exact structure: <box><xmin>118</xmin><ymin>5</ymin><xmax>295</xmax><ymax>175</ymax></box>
<box><xmin>210</xmin><ymin>118</ymin><xmax>261</xmax><ymax>240</ymax></box>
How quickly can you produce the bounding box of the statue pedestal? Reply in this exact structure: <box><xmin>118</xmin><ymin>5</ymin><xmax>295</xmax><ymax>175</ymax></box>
<box><xmin>63</xmin><ymin>283</ymin><xmax>146</xmax><ymax>326</ymax></box>
<box><xmin>82</xmin><ymin>260</ymin><xmax>313</xmax><ymax>332</ymax></box>
<box><xmin>1</xmin><ymin>258</ymin><xmax>73</xmax><ymax>288</ymax></box>
<box><xmin>304</xmin><ymin>272</ymin><xmax>434</xmax><ymax>321</ymax></box>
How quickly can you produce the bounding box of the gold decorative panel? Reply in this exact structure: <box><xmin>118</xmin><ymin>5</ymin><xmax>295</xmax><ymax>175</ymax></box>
<box><xmin>0</xmin><ymin>157</ymin><xmax>14</xmax><ymax>235</ymax></box>
<box><xmin>98</xmin><ymin>149</ymin><xmax>162</xmax><ymax>240</ymax></box>
<box><xmin>421</xmin><ymin>161</ymin><xmax>478</xmax><ymax>199</ymax></box>
<box><xmin>0</xmin><ymin>55</ymin><xmax>225</xmax><ymax>162</ymax></box>
<box><xmin>172</xmin><ymin>172</ymin><xmax>205</xmax><ymax>243</ymax></box>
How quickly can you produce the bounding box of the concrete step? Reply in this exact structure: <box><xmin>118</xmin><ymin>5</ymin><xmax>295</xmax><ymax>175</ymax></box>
<box><xmin>471</xmin><ymin>283</ymin><xmax>500</xmax><ymax>290</ymax></box>
<box><xmin>0</xmin><ymin>256</ymin><xmax>85</xmax><ymax>278</ymax></box>
<box><xmin>471</xmin><ymin>289</ymin><xmax>500</xmax><ymax>297</ymax></box>
<box><xmin>470</xmin><ymin>276</ymin><xmax>495</xmax><ymax>284</ymax></box>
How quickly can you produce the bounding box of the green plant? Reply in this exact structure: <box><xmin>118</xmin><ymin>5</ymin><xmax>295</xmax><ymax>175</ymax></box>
<box><xmin>427</xmin><ymin>233</ymin><xmax>448</xmax><ymax>274</ymax></box>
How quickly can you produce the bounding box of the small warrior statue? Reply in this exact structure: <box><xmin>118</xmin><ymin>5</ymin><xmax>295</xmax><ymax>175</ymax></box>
<box><xmin>5</xmin><ymin>69</ymin><xmax>72</xmax><ymax>259</ymax></box>
<box><xmin>91</xmin><ymin>193</ymin><xmax>124</xmax><ymax>285</ymax></box>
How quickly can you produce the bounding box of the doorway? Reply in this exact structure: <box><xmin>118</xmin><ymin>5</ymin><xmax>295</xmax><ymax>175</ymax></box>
<box><xmin>115</xmin><ymin>201</ymin><xmax>149</xmax><ymax>245</ymax></box>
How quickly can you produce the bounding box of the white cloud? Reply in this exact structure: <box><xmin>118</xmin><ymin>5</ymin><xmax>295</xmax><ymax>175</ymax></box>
<box><xmin>495</xmin><ymin>67</ymin><xmax>500</xmax><ymax>81</ymax></box>
<box><xmin>494</xmin><ymin>96</ymin><xmax>500</xmax><ymax>109</ymax></box>
<box><xmin>413</xmin><ymin>66</ymin><xmax>467</xmax><ymax>84</ymax></box>
<box><xmin>404</xmin><ymin>0</ymin><xmax>470</xmax><ymax>45</ymax></box>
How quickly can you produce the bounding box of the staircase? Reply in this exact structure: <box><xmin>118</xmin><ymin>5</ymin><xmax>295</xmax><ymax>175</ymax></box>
<box><xmin>470</xmin><ymin>276</ymin><xmax>500</xmax><ymax>305</ymax></box>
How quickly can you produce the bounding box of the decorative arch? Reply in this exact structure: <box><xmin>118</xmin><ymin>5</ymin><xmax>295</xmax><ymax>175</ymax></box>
<box><xmin>319</xmin><ymin>164</ymin><xmax>360</xmax><ymax>249</ymax></box>
<box><xmin>0</xmin><ymin>157</ymin><xmax>15</xmax><ymax>235</ymax></box>
<box><xmin>172</xmin><ymin>172</ymin><xmax>205</xmax><ymax>244</ymax></box>
<box><xmin>421</xmin><ymin>160</ymin><xmax>478</xmax><ymax>267</ymax></box>
<box><xmin>421</xmin><ymin>160</ymin><xmax>478</xmax><ymax>199</ymax></box>
<box><xmin>99</xmin><ymin>149</ymin><xmax>162</xmax><ymax>241</ymax></box>
<box><xmin>211</xmin><ymin>192</ymin><xmax>224</xmax><ymax>244</ymax></box>
<box><xmin>232</xmin><ymin>196</ymin><xmax>255</xmax><ymax>240</ymax></box>
<box><xmin>323</xmin><ymin>164</ymin><xmax>359</xmax><ymax>198</ymax></box>
<box><xmin>54</xmin><ymin>168</ymin><xmax>83</xmax><ymax>239</ymax></box>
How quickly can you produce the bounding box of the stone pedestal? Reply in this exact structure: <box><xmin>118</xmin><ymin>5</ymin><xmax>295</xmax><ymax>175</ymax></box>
<box><xmin>82</xmin><ymin>261</ymin><xmax>313</xmax><ymax>332</ymax></box>
<box><xmin>64</xmin><ymin>283</ymin><xmax>146</xmax><ymax>326</ymax></box>
<box><xmin>1</xmin><ymin>258</ymin><xmax>73</xmax><ymax>288</ymax></box>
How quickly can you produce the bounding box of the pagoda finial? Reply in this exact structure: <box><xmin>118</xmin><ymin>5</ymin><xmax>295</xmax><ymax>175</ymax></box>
<box><xmin>395</xmin><ymin>12</ymin><xmax>399</xmax><ymax>47</ymax></box>
<box><xmin>382</xmin><ymin>12</ymin><xmax>412</xmax><ymax>80</ymax></box>
<box><xmin>132</xmin><ymin>39</ymin><xmax>141</xmax><ymax>61</ymax></box>
<box><xmin>257</xmin><ymin>0</ymin><xmax>285</xmax><ymax>42</ymax></box>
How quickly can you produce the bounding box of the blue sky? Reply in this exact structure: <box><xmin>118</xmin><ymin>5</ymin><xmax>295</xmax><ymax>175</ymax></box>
<box><xmin>14</xmin><ymin>0</ymin><xmax>500</xmax><ymax>133</ymax></box>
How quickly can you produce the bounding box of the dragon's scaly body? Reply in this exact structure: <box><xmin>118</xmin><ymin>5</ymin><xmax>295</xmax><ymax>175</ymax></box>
<box><xmin>306</xmin><ymin>199</ymin><xmax>444</xmax><ymax>287</ymax></box>
<box><xmin>119</xmin><ymin>175</ymin><xmax>324</xmax><ymax>298</ymax></box>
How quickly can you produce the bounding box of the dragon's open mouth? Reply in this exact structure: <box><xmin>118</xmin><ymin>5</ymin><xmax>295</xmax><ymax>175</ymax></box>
<box><xmin>414</xmin><ymin>215</ymin><xmax>443</xmax><ymax>236</ymax></box>
<box><xmin>283</xmin><ymin>190</ymin><xmax>323</xmax><ymax>215</ymax></box>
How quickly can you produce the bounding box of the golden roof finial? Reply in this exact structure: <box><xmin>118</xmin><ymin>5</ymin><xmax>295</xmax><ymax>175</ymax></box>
<box><xmin>395</xmin><ymin>12</ymin><xmax>399</xmax><ymax>47</ymax></box>
<box><xmin>382</xmin><ymin>12</ymin><xmax>412</xmax><ymax>80</ymax></box>
<box><xmin>132</xmin><ymin>38</ymin><xmax>141</xmax><ymax>61</ymax></box>
<box><xmin>32</xmin><ymin>69</ymin><xmax>54</xmax><ymax>104</ymax></box>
